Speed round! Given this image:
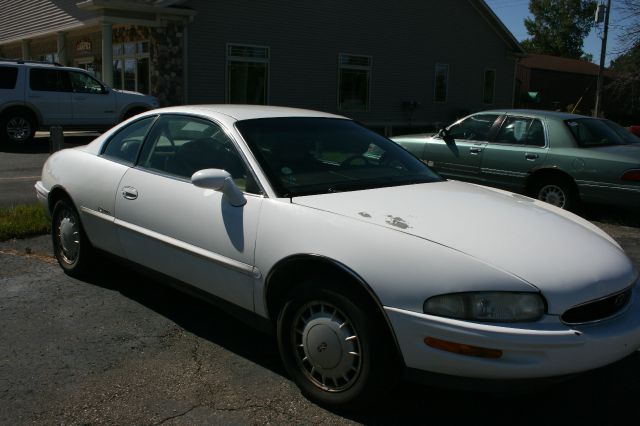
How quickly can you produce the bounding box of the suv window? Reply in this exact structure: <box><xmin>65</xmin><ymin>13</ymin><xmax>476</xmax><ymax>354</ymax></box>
<box><xmin>495</xmin><ymin>117</ymin><xmax>545</xmax><ymax>147</ymax></box>
<box><xmin>68</xmin><ymin>71</ymin><xmax>104</xmax><ymax>94</ymax></box>
<box><xmin>102</xmin><ymin>116</ymin><xmax>156</xmax><ymax>164</ymax></box>
<box><xmin>0</xmin><ymin>66</ymin><xmax>18</xmax><ymax>89</ymax></box>
<box><xmin>29</xmin><ymin>68</ymin><xmax>64</xmax><ymax>91</ymax></box>
<box><xmin>448</xmin><ymin>114</ymin><xmax>499</xmax><ymax>141</ymax></box>
<box><xmin>138</xmin><ymin>115</ymin><xmax>256</xmax><ymax>192</ymax></box>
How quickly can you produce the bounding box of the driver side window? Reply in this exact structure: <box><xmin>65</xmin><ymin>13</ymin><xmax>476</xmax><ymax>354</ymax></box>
<box><xmin>69</xmin><ymin>71</ymin><xmax>105</xmax><ymax>94</ymax></box>
<box><xmin>137</xmin><ymin>115</ymin><xmax>258</xmax><ymax>193</ymax></box>
<box><xmin>448</xmin><ymin>114</ymin><xmax>499</xmax><ymax>141</ymax></box>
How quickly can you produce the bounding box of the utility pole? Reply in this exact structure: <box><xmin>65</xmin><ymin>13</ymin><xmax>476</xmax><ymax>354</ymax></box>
<box><xmin>594</xmin><ymin>0</ymin><xmax>611</xmax><ymax>117</ymax></box>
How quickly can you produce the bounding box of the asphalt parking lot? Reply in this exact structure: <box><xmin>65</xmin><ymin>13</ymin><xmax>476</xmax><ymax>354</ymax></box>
<box><xmin>2</xmin><ymin>134</ymin><xmax>640</xmax><ymax>424</ymax></box>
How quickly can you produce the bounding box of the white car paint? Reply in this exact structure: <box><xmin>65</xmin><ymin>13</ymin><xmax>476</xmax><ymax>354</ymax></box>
<box><xmin>37</xmin><ymin>105</ymin><xmax>640</xmax><ymax>386</ymax></box>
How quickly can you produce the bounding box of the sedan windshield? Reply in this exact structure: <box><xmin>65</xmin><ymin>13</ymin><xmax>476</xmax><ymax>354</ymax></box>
<box><xmin>565</xmin><ymin>118</ymin><xmax>640</xmax><ymax>147</ymax></box>
<box><xmin>236</xmin><ymin>118</ymin><xmax>441</xmax><ymax>197</ymax></box>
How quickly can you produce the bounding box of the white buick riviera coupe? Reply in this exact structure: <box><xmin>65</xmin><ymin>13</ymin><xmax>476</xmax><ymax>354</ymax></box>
<box><xmin>36</xmin><ymin>105</ymin><xmax>640</xmax><ymax>407</ymax></box>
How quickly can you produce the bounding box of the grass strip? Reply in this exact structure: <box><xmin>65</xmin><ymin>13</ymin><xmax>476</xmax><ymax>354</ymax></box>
<box><xmin>0</xmin><ymin>203</ymin><xmax>50</xmax><ymax>241</ymax></box>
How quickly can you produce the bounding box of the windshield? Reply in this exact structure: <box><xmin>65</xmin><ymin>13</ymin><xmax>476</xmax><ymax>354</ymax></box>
<box><xmin>236</xmin><ymin>117</ymin><xmax>441</xmax><ymax>197</ymax></box>
<box><xmin>565</xmin><ymin>118</ymin><xmax>640</xmax><ymax>147</ymax></box>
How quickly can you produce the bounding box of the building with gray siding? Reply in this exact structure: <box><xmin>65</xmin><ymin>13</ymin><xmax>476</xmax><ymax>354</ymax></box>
<box><xmin>0</xmin><ymin>0</ymin><xmax>524</xmax><ymax>134</ymax></box>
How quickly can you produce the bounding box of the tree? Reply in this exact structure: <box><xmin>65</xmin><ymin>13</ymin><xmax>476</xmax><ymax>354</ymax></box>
<box><xmin>605</xmin><ymin>42</ymin><xmax>640</xmax><ymax>122</ymax></box>
<box><xmin>617</xmin><ymin>0</ymin><xmax>640</xmax><ymax>53</ymax></box>
<box><xmin>521</xmin><ymin>0</ymin><xmax>597</xmax><ymax>59</ymax></box>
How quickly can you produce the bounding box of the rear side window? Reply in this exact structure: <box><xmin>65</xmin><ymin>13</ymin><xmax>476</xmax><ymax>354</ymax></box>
<box><xmin>29</xmin><ymin>68</ymin><xmax>63</xmax><ymax>91</ymax></box>
<box><xmin>0</xmin><ymin>66</ymin><xmax>18</xmax><ymax>89</ymax></box>
<box><xmin>565</xmin><ymin>118</ymin><xmax>636</xmax><ymax>147</ymax></box>
<box><xmin>102</xmin><ymin>116</ymin><xmax>156</xmax><ymax>165</ymax></box>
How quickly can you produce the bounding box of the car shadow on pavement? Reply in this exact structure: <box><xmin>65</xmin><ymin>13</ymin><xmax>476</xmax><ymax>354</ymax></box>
<box><xmin>82</xmin><ymin>261</ymin><xmax>286</xmax><ymax>377</ymax></box>
<box><xmin>582</xmin><ymin>204</ymin><xmax>640</xmax><ymax>229</ymax></box>
<box><xmin>80</xmin><ymin>262</ymin><xmax>640</xmax><ymax>425</ymax></box>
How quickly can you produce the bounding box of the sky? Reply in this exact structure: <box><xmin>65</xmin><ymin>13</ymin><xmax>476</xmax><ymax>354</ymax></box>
<box><xmin>484</xmin><ymin>0</ymin><xmax>625</xmax><ymax>65</ymax></box>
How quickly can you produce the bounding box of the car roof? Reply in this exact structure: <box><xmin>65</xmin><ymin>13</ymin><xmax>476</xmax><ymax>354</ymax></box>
<box><xmin>480</xmin><ymin>109</ymin><xmax>592</xmax><ymax>120</ymax></box>
<box><xmin>150</xmin><ymin>104</ymin><xmax>348</xmax><ymax>122</ymax></box>
<box><xmin>0</xmin><ymin>59</ymin><xmax>87</xmax><ymax>72</ymax></box>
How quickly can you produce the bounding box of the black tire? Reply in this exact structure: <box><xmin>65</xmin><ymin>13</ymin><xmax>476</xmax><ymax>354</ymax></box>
<box><xmin>122</xmin><ymin>108</ymin><xmax>147</xmax><ymax>121</ymax></box>
<box><xmin>1</xmin><ymin>111</ymin><xmax>36</xmax><ymax>144</ymax></box>
<box><xmin>51</xmin><ymin>199</ymin><xmax>94</xmax><ymax>277</ymax></box>
<box><xmin>277</xmin><ymin>281</ymin><xmax>398</xmax><ymax>409</ymax></box>
<box><xmin>532</xmin><ymin>176</ymin><xmax>577</xmax><ymax>211</ymax></box>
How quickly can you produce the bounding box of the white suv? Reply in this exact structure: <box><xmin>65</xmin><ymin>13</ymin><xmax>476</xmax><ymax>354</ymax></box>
<box><xmin>0</xmin><ymin>60</ymin><xmax>160</xmax><ymax>144</ymax></box>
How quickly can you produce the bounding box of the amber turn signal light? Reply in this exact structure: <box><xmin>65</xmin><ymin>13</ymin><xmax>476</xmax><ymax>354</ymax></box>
<box><xmin>424</xmin><ymin>337</ymin><xmax>503</xmax><ymax>359</ymax></box>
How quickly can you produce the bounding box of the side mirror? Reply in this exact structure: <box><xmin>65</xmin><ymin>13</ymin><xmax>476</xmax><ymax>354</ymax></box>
<box><xmin>102</xmin><ymin>86</ymin><xmax>110</xmax><ymax>94</ymax></box>
<box><xmin>438</xmin><ymin>127</ymin><xmax>450</xmax><ymax>138</ymax></box>
<box><xmin>191</xmin><ymin>169</ymin><xmax>247</xmax><ymax>207</ymax></box>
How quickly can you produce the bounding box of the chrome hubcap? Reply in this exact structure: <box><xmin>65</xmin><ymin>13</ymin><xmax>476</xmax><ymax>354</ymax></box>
<box><xmin>57</xmin><ymin>210</ymin><xmax>80</xmax><ymax>264</ymax></box>
<box><xmin>293</xmin><ymin>301</ymin><xmax>361</xmax><ymax>392</ymax></box>
<box><xmin>6</xmin><ymin>117</ymin><xmax>31</xmax><ymax>142</ymax></box>
<box><xmin>538</xmin><ymin>184</ymin><xmax>566</xmax><ymax>208</ymax></box>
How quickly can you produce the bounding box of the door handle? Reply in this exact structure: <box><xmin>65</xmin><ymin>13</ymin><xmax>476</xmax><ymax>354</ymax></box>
<box><xmin>525</xmin><ymin>153</ymin><xmax>539</xmax><ymax>160</ymax></box>
<box><xmin>28</xmin><ymin>95</ymin><xmax>42</xmax><ymax>99</ymax></box>
<box><xmin>122</xmin><ymin>186</ymin><xmax>138</xmax><ymax>200</ymax></box>
<box><xmin>75</xmin><ymin>96</ymin><xmax>86</xmax><ymax>101</ymax></box>
<box><xmin>469</xmin><ymin>146</ymin><xmax>483</xmax><ymax>154</ymax></box>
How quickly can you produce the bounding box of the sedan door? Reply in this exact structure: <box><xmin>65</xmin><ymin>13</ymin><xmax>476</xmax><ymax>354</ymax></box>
<box><xmin>480</xmin><ymin>116</ymin><xmax>548</xmax><ymax>192</ymax></box>
<box><xmin>424</xmin><ymin>114</ymin><xmax>500</xmax><ymax>183</ymax></box>
<box><xmin>114</xmin><ymin>114</ymin><xmax>263</xmax><ymax>311</ymax></box>
<box><xmin>76</xmin><ymin>115</ymin><xmax>157</xmax><ymax>256</ymax></box>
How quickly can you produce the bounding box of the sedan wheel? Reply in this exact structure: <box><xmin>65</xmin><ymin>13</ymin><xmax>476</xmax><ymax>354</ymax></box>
<box><xmin>538</xmin><ymin>184</ymin><xmax>567</xmax><ymax>208</ymax></box>
<box><xmin>52</xmin><ymin>199</ymin><xmax>94</xmax><ymax>277</ymax></box>
<box><xmin>293</xmin><ymin>300</ymin><xmax>362</xmax><ymax>392</ymax></box>
<box><xmin>534</xmin><ymin>178</ymin><xmax>576</xmax><ymax>211</ymax></box>
<box><xmin>277</xmin><ymin>282</ymin><xmax>397</xmax><ymax>408</ymax></box>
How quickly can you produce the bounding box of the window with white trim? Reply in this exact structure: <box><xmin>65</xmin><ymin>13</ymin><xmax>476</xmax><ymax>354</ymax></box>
<box><xmin>113</xmin><ymin>41</ymin><xmax>150</xmax><ymax>94</ymax></box>
<box><xmin>227</xmin><ymin>44</ymin><xmax>269</xmax><ymax>105</ymax></box>
<box><xmin>434</xmin><ymin>63</ymin><xmax>449</xmax><ymax>103</ymax></box>
<box><xmin>483</xmin><ymin>68</ymin><xmax>496</xmax><ymax>104</ymax></box>
<box><xmin>338</xmin><ymin>53</ymin><xmax>371</xmax><ymax>112</ymax></box>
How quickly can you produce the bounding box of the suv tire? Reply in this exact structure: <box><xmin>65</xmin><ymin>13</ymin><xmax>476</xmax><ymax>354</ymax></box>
<box><xmin>1</xmin><ymin>111</ymin><xmax>36</xmax><ymax>144</ymax></box>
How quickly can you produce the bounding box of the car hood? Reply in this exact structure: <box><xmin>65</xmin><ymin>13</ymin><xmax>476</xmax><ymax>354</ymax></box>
<box><xmin>292</xmin><ymin>180</ymin><xmax>638</xmax><ymax>314</ymax></box>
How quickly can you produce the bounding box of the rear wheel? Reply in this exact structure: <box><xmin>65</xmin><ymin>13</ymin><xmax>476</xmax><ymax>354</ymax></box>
<box><xmin>533</xmin><ymin>177</ymin><xmax>577</xmax><ymax>211</ymax></box>
<box><xmin>52</xmin><ymin>199</ymin><xmax>94</xmax><ymax>277</ymax></box>
<box><xmin>1</xmin><ymin>111</ymin><xmax>36</xmax><ymax>144</ymax></box>
<box><xmin>277</xmin><ymin>281</ymin><xmax>397</xmax><ymax>409</ymax></box>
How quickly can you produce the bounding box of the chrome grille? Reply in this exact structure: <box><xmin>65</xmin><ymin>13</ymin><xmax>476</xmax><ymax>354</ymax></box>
<box><xmin>561</xmin><ymin>287</ymin><xmax>633</xmax><ymax>324</ymax></box>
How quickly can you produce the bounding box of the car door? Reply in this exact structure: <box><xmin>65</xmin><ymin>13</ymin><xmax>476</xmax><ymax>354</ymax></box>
<box><xmin>424</xmin><ymin>113</ymin><xmax>500</xmax><ymax>183</ymax></box>
<box><xmin>114</xmin><ymin>114</ymin><xmax>264</xmax><ymax>311</ymax></box>
<box><xmin>26</xmin><ymin>67</ymin><xmax>72</xmax><ymax>125</ymax></box>
<box><xmin>481</xmin><ymin>115</ymin><xmax>548</xmax><ymax>192</ymax></box>
<box><xmin>66</xmin><ymin>70</ymin><xmax>117</xmax><ymax>126</ymax></box>
<box><xmin>77</xmin><ymin>115</ymin><xmax>157</xmax><ymax>256</ymax></box>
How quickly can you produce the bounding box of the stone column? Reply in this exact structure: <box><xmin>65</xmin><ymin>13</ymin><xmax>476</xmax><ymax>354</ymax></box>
<box><xmin>21</xmin><ymin>39</ymin><xmax>30</xmax><ymax>60</ymax></box>
<box><xmin>56</xmin><ymin>32</ymin><xmax>66</xmax><ymax>65</ymax></box>
<box><xmin>101</xmin><ymin>21</ymin><xmax>113</xmax><ymax>86</ymax></box>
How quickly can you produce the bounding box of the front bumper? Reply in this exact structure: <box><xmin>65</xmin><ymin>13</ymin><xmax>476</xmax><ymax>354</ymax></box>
<box><xmin>386</xmin><ymin>283</ymin><xmax>640</xmax><ymax>380</ymax></box>
<box><xmin>34</xmin><ymin>181</ymin><xmax>50</xmax><ymax>220</ymax></box>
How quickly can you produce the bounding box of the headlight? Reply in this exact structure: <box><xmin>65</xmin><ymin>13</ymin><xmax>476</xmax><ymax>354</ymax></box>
<box><xmin>423</xmin><ymin>292</ymin><xmax>545</xmax><ymax>322</ymax></box>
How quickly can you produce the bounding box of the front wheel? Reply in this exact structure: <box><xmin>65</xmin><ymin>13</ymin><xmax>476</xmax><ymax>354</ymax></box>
<box><xmin>52</xmin><ymin>199</ymin><xmax>94</xmax><ymax>277</ymax></box>
<box><xmin>277</xmin><ymin>282</ymin><xmax>397</xmax><ymax>408</ymax></box>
